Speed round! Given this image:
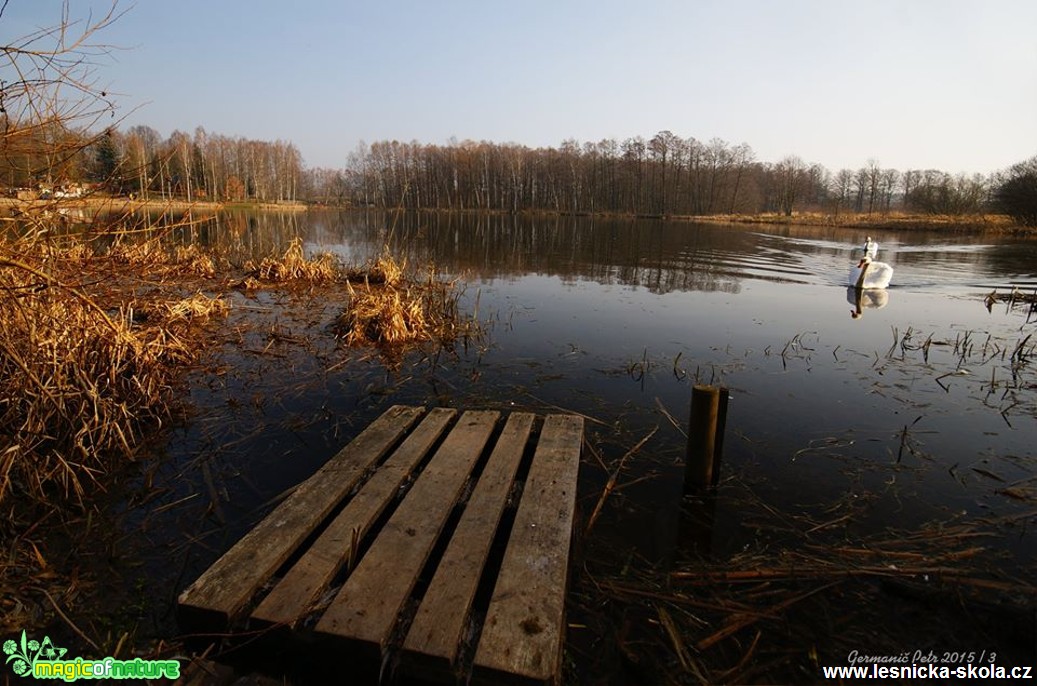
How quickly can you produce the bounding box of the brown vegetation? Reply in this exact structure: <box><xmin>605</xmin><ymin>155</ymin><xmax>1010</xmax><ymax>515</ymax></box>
<box><xmin>337</xmin><ymin>251</ymin><xmax>480</xmax><ymax>350</ymax></box>
<box><xmin>243</xmin><ymin>237</ymin><xmax>338</xmax><ymax>283</ymax></box>
<box><xmin>0</xmin><ymin>228</ymin><xmax>473</xmax><ymax>512</ymax></box>
<box><xmin>578</xmin><ymin>513</ymin><xmax>1036</xmax><ymax>683</ymax></box>
<box><xmin>0</xmin><ymin>233</ymin><xmax>230</xmax><ymax>508</ymax></box>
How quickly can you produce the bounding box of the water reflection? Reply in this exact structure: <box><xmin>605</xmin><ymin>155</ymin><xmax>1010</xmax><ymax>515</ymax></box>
<box><xmin>120</xmin><ymin>209</ymin><xmax>1037</xmax><ymax>296</ymax></box>
<box><xmin>847</xmin><ymin>286</ymin><xmax>890</xmax><ymax>319</ymax></box>
<box><xmin>109</xmin><ymin>210</ymin><xmax>1036</xmax><ymax>562</ymax></box>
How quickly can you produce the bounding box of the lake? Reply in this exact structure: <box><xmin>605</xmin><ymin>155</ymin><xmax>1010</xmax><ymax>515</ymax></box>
<box><xmin>124</xmin><ymin>209</ymin><xmax>1037</xmax><ymax>680</ymax></box>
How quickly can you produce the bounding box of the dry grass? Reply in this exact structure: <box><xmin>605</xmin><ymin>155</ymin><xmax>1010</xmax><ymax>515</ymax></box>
<box><xmin>0</xmin><ymin>232</ymin><xmax>475</xmax><ymax>508</ymax></box>
<box><xmin>139</xmin><ymin>291</ymin><xmax>230</xmax><ymax>323</ymax></box>
<box><xmin>337</xmin><ymin>252</ymin><xmax>478</xmax><ymax>349</ymax></box>
<box><xmin>0</xmin><ymin>234</ymin><xmax>230</xmax><ymax>508</ymax></box>
<box><xmin>173</xmin><ymin>244</ymin><xmax>222</xmax><ymax>278</ymax></box>
<box><xmin>344</xmin><ymin>251</ymin><xmax>404</xmax><ymax>286</ymax></box>
<box><xmin>339</xmin><ymin>281</ymin><xmax>428</xmax><ymax>346</ymax></box>
<box><xmin>244</xmin><ymin>237</ymin><xmax>338</xmax><ymax>283</ymax></box>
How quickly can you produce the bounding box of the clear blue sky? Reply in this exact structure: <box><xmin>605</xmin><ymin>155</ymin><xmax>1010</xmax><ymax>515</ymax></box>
<box><xmin>4</xmin><ymin>0</ymin><xmax>1036</xmax><ymax>174</ymax></box>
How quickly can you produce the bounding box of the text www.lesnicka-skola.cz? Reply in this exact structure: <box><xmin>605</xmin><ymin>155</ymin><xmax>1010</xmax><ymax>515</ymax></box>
<box><xmin>822</xmin><ymin>664</ymin><xmax>1032</xmax><ymax>680</ymax></box>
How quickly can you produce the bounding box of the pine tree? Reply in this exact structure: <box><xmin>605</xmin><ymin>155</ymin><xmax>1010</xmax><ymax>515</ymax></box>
<box><xmin>91</xmin><ymin>131</ymin><xmax>122</xmax><ymax>190</ymax></box>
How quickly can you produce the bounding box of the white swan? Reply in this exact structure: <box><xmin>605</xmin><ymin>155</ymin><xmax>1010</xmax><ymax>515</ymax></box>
<box><xmin>863</xmin><ymin>236</ymin><xmax>878</xmax><ymax>259</ymax></box>
<box><xmin>848</xmin><ymin>256</ymin><xmax>893</xmax><ymax>289</ymax></box>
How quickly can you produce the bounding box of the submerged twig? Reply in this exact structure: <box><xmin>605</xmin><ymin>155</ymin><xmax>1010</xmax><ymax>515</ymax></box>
<box><xmin>585</xmin><ymin>426</ymin><xmax>658</xmax><ymax>537</ymax></box>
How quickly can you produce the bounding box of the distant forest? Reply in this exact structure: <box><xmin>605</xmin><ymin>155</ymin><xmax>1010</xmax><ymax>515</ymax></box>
<box><xmin>0</xmin><ymin>123</ymin><xmax>1014</xmax><ymax>217</ymax></box>
<box><xmin>331</xmin><ymin>135</ymin><xmax>995</xmax><ymax>217</ymax></box>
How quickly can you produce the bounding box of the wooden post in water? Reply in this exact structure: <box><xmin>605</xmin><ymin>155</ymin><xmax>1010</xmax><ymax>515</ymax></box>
<box><xmin>684</xmin><ymin>385</ymin><xmax>729</xmax><ymax>494</ymax></box>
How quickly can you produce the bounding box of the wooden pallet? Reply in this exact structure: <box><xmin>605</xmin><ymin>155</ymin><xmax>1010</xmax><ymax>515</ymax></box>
<box><xmin>178</xmin><ymin>405</ymin><xmax>584</xmax><ymax>685</ymax></box>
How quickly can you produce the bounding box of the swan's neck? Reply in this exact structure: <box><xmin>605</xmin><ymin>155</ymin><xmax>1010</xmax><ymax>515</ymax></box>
<box><xmin>855</xmin><ymin>260</ymin><xmax>869</xmax><ymax>289</ymax></box>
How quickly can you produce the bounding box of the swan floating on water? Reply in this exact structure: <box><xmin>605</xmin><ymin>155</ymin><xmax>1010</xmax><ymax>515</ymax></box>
<box><xmin>848</xmin><ymin>256</ymin><xmax>893</xmax><ymax>289</ymax></box>
<box><xmin>863</xmin><ymin>236</ymin><xmax>878</xmax><ymax>259</ymax></box>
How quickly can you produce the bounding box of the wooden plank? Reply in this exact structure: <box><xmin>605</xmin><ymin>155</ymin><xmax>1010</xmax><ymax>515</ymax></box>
<box><xmin>177</xmin><ymin>405</ymin><xmax>425</xmax><ymax>631</ymax></box>
<box><xmin>402</xmin><ymin>412</ymin><xmax>535</xmax><ymax>676</ymax></box>
<box><xmin>315</xmin><ymin>410</ymin><xmax>500</xmax><ymax>656</ymax></box>
<box><xmin>251</xmin><ymin>408</ymin><xmax>458</xmax><ymax>627</ymax></box>
<box><xmin>473</xmin><ymin>414</ymin><xmax>583</xmax><ymax>686</ymax></box>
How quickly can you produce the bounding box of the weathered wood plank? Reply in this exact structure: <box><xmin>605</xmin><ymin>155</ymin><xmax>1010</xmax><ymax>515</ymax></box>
<box><xmin>472</xmin><ymin>414</ymin><xmax>583</xmax><ymax>686</ymax></box>
<box><xmin>251</xmin><ymin>408</ymin><xmax>458</xmax><ymax>627</ymax></box>
<box><xmin>401</xmin><ymin>412</ymin><xmax>535</xmax><ymax>676</ymax></box>
<box><xmin>177</xmin><ymin>405</ymin><xmax>425</xmax><ymax>631</ymax></box>
<box><xmin>315</xmin><ymin>410</ymin><xmax>500</xmax><ymax>656</ymax></box>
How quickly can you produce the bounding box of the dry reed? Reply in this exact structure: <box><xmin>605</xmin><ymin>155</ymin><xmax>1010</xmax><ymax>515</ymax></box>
<box><xmin>336</xmin><ymin>252</ymin><xmax>477</xmax><ymax>349</ymax></box>
<box><xmin>244</xmin><ymin>237</ymin><xmax>338</xmax><ymax>283</ymax></box>
<box><xmin>344</xmin><ymin>251</ymin><xmax>404</xmax><ymax>286</ymax></box>
<box><xmin>0</xmin><ymin>233</ymin><xmax>230</xmax><ymax>509</ymax></box>
<box><xmin>172</xmin><ymin>244</ymin><xmax>222</xmax><ymax>278</ymax></box>
<box><xmin>985</xmin><ymin>286</ymin><xmax>1037</xmax><ymax>322</ymax></box>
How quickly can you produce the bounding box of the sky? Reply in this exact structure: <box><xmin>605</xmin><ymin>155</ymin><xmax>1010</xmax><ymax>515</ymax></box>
<box><xmin>4</xmin><ymin>0</ymin><xmax>1036</xmax><ymax>174</ymax></box>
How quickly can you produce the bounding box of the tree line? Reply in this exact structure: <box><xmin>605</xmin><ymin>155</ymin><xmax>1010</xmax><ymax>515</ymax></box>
<box><xmin>4</xmin><ymin>120</ymin><xmax>1035</xmax><ymax>225</ymax></box>
<box><xmin>2</xmin><ymin>122</ymin><xmax>304</xmax><ymax>204</ymax></box>
<box><xmin>335</xmin><ymin>134</ymin><xmax>1011</xmax><ymax>219</ymax></box>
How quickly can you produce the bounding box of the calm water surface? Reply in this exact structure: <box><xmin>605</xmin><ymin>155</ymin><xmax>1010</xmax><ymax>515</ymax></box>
<box><xmin>128</xmin><ymin>210</ymin><xmax>1037</xmax><ymax>666</ymax></box>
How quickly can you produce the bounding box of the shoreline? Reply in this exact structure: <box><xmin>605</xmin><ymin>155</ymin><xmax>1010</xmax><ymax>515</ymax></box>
<box><xmin>3</xmin><ymin>197</ymin><xmax>1027</xmax><ymax>233</ymax></box>
<box><xmin>356</xmin><ymin>207</ymin><xmax>1030</xmax><ymax>233</ymax></box>
<box><xmin>685</xmin><ymin>211</ymin><xmax>1026</xmax><ymax>233</ymax></box>
<box><xmin>0</xmin><ymin>196</ymin><xmax>308</xmax><ymax>213</ymax></box>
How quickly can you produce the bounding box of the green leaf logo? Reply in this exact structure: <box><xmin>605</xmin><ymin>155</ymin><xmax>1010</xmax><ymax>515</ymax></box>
<box><xmin>4</xmin><ymin>631</ymin><xmax>67</xmax><ymax>678</ymax></box>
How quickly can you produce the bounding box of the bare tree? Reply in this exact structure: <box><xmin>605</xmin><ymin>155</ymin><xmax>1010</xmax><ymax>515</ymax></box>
<box><xmin>1</xmin><ymin>1</ymin><xmax>127</xmax><ymax>189</ymax></box>
<box><xmin>880</xmin><ymin>168</ymin><xmax>900</xmax><ymax>212</ymax></box>
<box><xmin>774</xmin><ymin>155</ymin><xmax>808</xmax><ymax>216</ymax></box>
<box><xmin>865</xmin><ymin>159</ymin><xmax>882</xmax><ymax>214</ymax></box>
<box><xmin>901</xmin><ymin>169</ymin><xmax>920</xmax><ymax>209</ymax></box>
<box><xmin>831</xmin><ymin>169</ymin><xmax>855</xmax><ymax>217</ymax></box>
<box><xmin>853</xmin><ymin>167</ymin><xmax>869</xmax><ymax>212</ymax></box>
<box><xmin>727</xmin><ymin>143</ymin><xmax>755</xmax><ymax>213</ymax></box>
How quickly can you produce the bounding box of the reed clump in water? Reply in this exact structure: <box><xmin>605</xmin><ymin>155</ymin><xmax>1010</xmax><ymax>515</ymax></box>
<box><xmin>0</xmin><ymin>234</ymin><xmax>229</xmax><ymax>508</ymax></box>
<box><xmin>344</xmin><ymin>251</ymin><xmax>404</xmax><ymax>286</ymax></box>
<box><xmin>244</xmin><ymin>237</ymin><xmax>338</xmax><ymax>283</ymax></box>
<box><xmin>139</xmin><ymin>291</ymin><xmax>230</xmax><ymax>323</ymax></box>
<box><xmin>336</xmin><ymin>252</ymin><xmax>478</xmax><ymax>349</ymax></box>
<box><xmin>172</xmin><ymin>244</ymin><xmax>223</xmax><ymax>278</ymax></box>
